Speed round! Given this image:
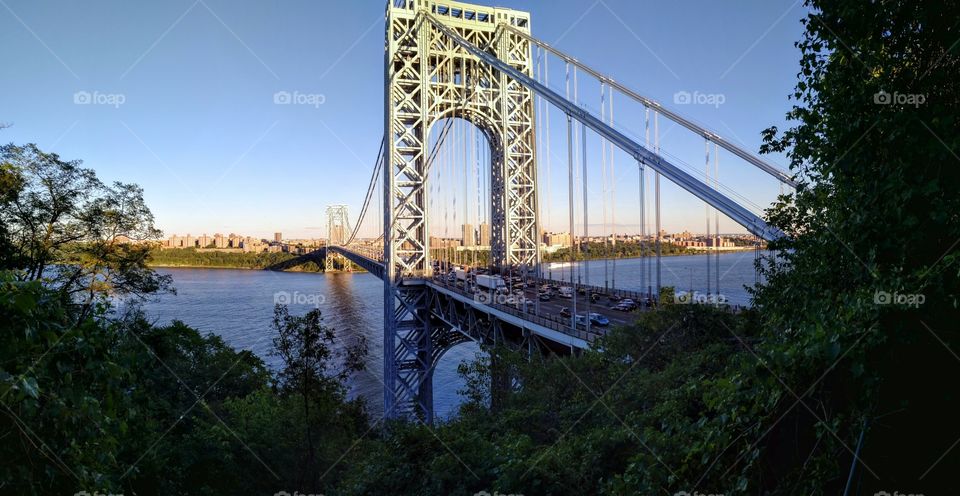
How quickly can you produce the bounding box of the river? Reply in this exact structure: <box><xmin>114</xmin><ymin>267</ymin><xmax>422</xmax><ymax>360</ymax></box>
<box><xmin>139</xmin><ymin>250</ymin><xmax>761</xmax><ymax>419</ymax></box>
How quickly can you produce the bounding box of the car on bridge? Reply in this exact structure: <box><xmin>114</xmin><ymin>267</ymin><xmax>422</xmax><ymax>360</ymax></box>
<box><xmin>613</xmin><ymin>301</ymin><xmax>637</xmax><ymax>311</ymax></box>
<box><xmin>559</xmin><ymin>307</ymin><xmax>571</xmax><ymax>318</ymax></box>
<box><xmin>588</xmin><ymin>313</ymin><xmax>610</xmax><ymax>327</ymax></box>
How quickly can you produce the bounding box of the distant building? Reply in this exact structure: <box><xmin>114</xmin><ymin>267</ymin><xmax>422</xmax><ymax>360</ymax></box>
<box><xmin>274</xmin><ymin>232</ymin><xmax>282</xmax><ymax>243</ymax></box>
<box><xmin>430</xmin><ymin>236</ymin><xmax>459</xmax><ymax>249</ymax></box>
<box><xmin>479</xmin><ymin>223</ymin><xmax>491</xmax><ymax>247</ymax></box>
<box><xmin>542</xmin><ymin>231</ymin><xmax>572</xmax><ymax>247</ymax></box>
<box><xmin>707</xmin><ymin>236</ymin><xmax>735</xmax><ymax>248</ymax></box>
<box><xmin>461</xmin><ymin>223</ymin><xmax>475</xmax><ymax>247</ymax></box>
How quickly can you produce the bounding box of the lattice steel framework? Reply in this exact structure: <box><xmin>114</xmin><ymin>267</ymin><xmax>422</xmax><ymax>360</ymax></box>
<box><xmin>326</xmin><ymin>205</ymin><xmax>350</xmax><ymax>272</ymax></box>
<box><xmin>383</xmin><ymin>0</ymin><xmax>538</xmax><ymax>421</ymax></box>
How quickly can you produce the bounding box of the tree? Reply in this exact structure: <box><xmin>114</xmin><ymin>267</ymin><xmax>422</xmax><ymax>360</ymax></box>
<box><xmin>0</xmin><ymin>273</ymin><xmax>140</xmax><ymax>495</ymax></box>
<box><xmin>271</xmin><ymin>304</ymin><xmax>367</xmax><ymax>492</ymax></box>
<box><xmin>0</xmin><ymin>143</ymin><xmax>172</xmax><ymax>318</ymax></box>
<box><xmin>0</xmin><ymin>159</ymin><xmax>24</xmax><ymax>269</ymax></box>
<box><xmin>753</xmin><ymin>0</ymin><xmax>960</xmax><ymax>492</ymax></box>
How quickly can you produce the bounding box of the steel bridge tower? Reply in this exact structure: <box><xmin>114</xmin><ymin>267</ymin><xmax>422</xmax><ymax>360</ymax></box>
<box><xmin>326</xmin><ymin>204</ymin><xmax>350</xmax><ymax>272</ymax></box>
<box><xmin>383</xmin><ymin>0</ymin><xmax>538</xmax><ymax>421</ymax></box>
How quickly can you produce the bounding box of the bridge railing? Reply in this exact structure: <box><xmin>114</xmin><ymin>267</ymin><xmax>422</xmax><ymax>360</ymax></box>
<box><xmin>429</xmin><ymin>276</ymin><xmax>601</xmax><ymax>344</ymax></box>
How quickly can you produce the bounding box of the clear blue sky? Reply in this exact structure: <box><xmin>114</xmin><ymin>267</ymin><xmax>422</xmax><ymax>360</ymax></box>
<box><xmin>0</xmin><ymin>0</ymin><xmax>807</xmax><ymax>239</ymax></box>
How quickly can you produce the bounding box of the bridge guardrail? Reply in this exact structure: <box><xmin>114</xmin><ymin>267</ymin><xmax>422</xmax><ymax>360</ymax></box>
<box><xmin>429</xmin><ymin>277</ymin><xmax>600</xmax><ymax>343</ymax></box>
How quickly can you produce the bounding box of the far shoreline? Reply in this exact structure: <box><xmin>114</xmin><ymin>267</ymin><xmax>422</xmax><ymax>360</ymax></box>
<box><xmin>149</xmin><ymin>248</ymin><xmax>758</xmax><ymax>272</ymax></box>
<box><xmin>149</xmin><ymin>264</ymin><xmax>324</xmax><ymax>273</ymax></box>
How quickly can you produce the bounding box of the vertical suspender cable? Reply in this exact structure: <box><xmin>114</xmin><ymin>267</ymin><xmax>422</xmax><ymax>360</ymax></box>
<box><xmin>572</xmin><ymin>66</ymin><xmax>580</xmax><ymax>290</ymax></box>
<box><xmin>544</xmin><ymin>51</ymin><xmax>552</xmax><ymax>249</ymax></box>
<box><xmin>567</xmin><ymin>113</ymin><xmax>576</xmax><ymax>330</ymax></box>
<box><xmin>644</xmin><ymin>107</ymin><xmax>650</xmax><ymax>298</ymax></box>
<box><xmin>655</xmin><ymin>111</ymin><xmax>661</xmax><ymax>296</ymax></box>
<box><xmin>474</xmin><ymin>116</ymin><xmax>480</xmax><ymax>267</ymax></box>
<box><xmin>455</xmin><ymin>115</ymin><xmax>460</xmax><ymax>262</ymax></box>
<box><xmin>533</xmin><ymin>46</ymin><xmax>543</xmax><ymax>315</ymax></box>
<box><xmin>609</xmin><ymin>88</ymin><xmax>616</xmax><ymax>292</ymax></box>
<box><xmin>464</xmin><ymin>109</ymin><xmax>469</xmax><ymax>267</ymax></box>
<box><xmin>714</xmin><ymin>142</ymin><xmax>720</xmax><ymax>300</ymax></box>
<box><xmin>447</xmin><ymin>127</ymin><xmax>451</xmax><ymax>269</ymax></box>
<box><xmin>706</xmin><ymin>138</ymin><xmax>711</xmax><ymax>296</ymax></box>
<box><xmin>454</xmin><ymin>117</ymin><xmax>458</xmax><ymax>268</ymax></box>
<box><xmin>581</xmin><ymin>98</ymin><xmax>590</xmax><ymax>333</ymax></box>
<box><xmin>601</xmin><ymin>83</ymin><xmax>609</xmax><ymax>292</ymax></box>
<box><xmin>638</xmin><ymin>156</ymin><xmax>645</xmax><ymax>297</ymax></box>
<box><xmin>566</xmin><ymin>62</ymin><xmax>576</xmax><ymax>330</ymax></box>
<box><xmin>474</xmin><ymin>100</ymin><xmax>479</xmax><ymax>269</ymax></box>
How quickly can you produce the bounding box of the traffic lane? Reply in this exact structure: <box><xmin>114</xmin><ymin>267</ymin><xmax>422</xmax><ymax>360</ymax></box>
<box><xmin>516</xmin><ymin>287</ymin><xmax>640</xmax><ymax>329</ymax></box>
<box><xmin>433</xmin><ymin>276</ymin><xmax>641</xmax><ymax>331</ymax></box>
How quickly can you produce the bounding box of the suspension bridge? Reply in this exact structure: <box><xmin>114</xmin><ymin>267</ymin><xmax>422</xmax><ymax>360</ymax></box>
<box><xmin>321</xmin><ymin>0</ymin><xmax>794</xmax><ymax>422</ymax></box>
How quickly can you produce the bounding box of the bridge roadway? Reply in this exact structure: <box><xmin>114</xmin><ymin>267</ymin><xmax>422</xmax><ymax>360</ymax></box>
<box><xmin>328</xmin><ymin>246</ymin><xmax>654</xmax><ymax>350</ymax></box>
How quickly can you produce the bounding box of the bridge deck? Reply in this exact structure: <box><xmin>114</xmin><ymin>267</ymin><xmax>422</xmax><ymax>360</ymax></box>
<box><xmin>330</xmin><ymin>246</ymin><xmax>663</xmax><ymax>350</ymax></box>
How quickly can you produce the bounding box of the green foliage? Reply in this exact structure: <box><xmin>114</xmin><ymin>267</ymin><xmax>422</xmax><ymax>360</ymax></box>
<box><xmin>340</xmin><ymin>305</ymin><xmax>763</xmax><ymax>495</ymax></box>
<box><xmin>433</xmin><ymin>241</ymin><xmax>694</xmax><ymax>268</ymax></box>
<box><xmin>149</xmin><ymin>247</ymin><xmax>323</xmax><ymax>272</ymax></box>
<box><xmin>750</xmin><ymin>0</ymin><xmax>960</xmax><ymax>492</ymax></box>
<box><xmin>270</xmin><ymin>304</ymin><xmax>368</xmax><ymax>492</ymax></box>
<box><xmin>0</xmin><ymin>273</ymin><xmax>368</xmax><ymax>495</ymax></box>
<box><xmin>0</xmin><ymin>143</ymin><xmax>173</xmax><ymax>318</ymax></box>
<box><xmin>0</xmin><ymin>273</ymin><xmax>138</xmax><ymax>494</ymax></box>
<box><xmin>658</xmin><ymin>285</ymin><xmax>676</xmax><ymax>306</ymax></box>
<box><xmin>543</xmin><ymin>241</ymin><xmax>693</xmax><ymax>263</ymax></box>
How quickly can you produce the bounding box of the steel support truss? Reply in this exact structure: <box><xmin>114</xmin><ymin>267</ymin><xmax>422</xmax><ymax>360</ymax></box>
<box><xmin>383</xmin><ymin>0</ymin><xmax>538</xmax><ymax>421</ymax></box>
<box><xmin>426</xmin><ymin>288</ymin><xmax>555</xmax><ymax>359</ymax></box>
<box><xmin>326</xmin><ymin>204</ymin><xmax>351</xmax><ymax>272</ymax></box>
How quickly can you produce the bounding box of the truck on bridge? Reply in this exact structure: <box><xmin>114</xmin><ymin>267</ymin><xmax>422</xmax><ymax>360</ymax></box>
<box><xmin>476</xmin><ymin>274</ymin><xmax>506</xmax><ymax>293</ymax></box>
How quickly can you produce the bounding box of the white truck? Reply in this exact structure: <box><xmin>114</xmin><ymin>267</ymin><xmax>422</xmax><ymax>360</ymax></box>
<box><xmin>475</xmin><ymin>274</ymin><xmax>506</xmax><ymax>293</ymax></box>
<box><xmin>454</xmin><ymin>268</ymin><xmax>468</xmax><ymax>282</ymax></box>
